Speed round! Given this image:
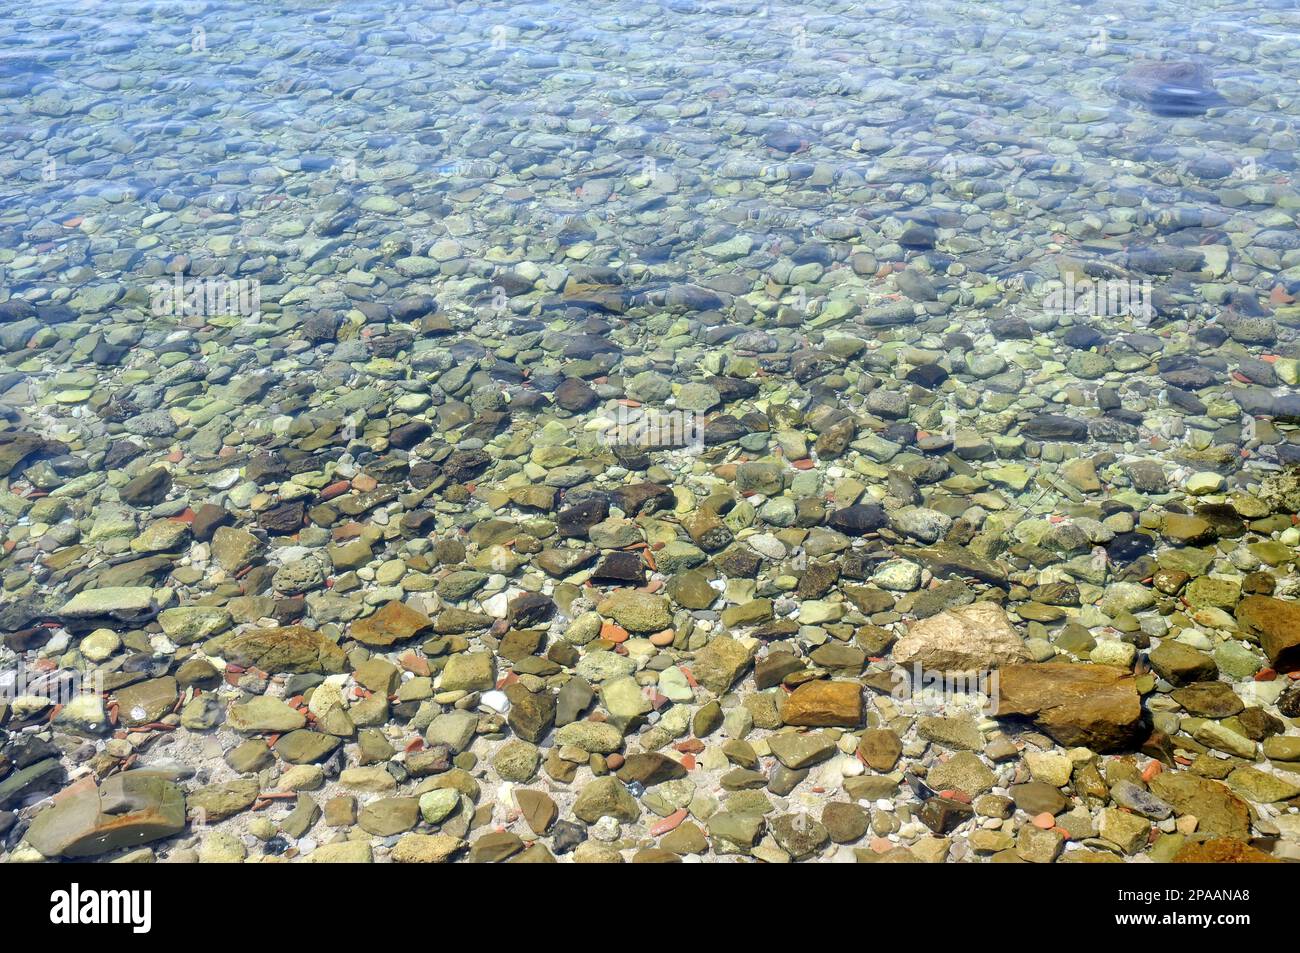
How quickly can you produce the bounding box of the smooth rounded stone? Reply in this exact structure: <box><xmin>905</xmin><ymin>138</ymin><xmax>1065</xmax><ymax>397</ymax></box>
<box><xmin>780</xmin><ymin>680</ymin><xmax>863</xmax><ymax>727</ymax></box>
<box><xmin>180</xmin><ymin>695</ymin><xmax>224</xmax><ymax>731</ymax></box>
<box><xmin>1161</xmin><ymin>513</ymin><xmax>1215</xmax><ymax>546</ymax></box>
<box><xmin>52</xmin><ymin>693</ymin><xmax>109</xmax><ymax>734</ymax></box>
<box><xmin>1089</xmin><ymin>639</ymin><xmax>1136</xmax><ymax>669</ymax></box>
<box><xmin>554</xmin><ymin>378</ymin><xmax>598</xmax><ymax>412</ymax></box>
<box><xmin>338</xmin><ymin>766</ymin><xmax>399</xmax><ymax>794</ymax></box>
<box><xmin>967</xmin><ymin>353</ymin><xmax>1007</xmax><ymax>379</ymax></box>
<box><xmin>565</xmin><ymin>613</ymin><xmax>607</xmax><ymax>648</ymax></box>
<box><xmin>617</xmin><ymin>753</ymin><xmax>688</xmax><ymax>787</ymax></box>
<box><xmin>666</xmin><ymin>570</ymin><xmax>716</xmax><ymax>610</ymax></box>
<box><xmin>493</xmin><ymin>740</ymin><xmax>541</xmax><ymax>782</ymax></box>
<box><xmin>627</xmin><ymin>371</ymin><xmax>672</xmax><ymax>403</ymax></box>
<box><xmin>1263</xmin><ymin>736</ymin><xmax>1300</xmax><ymax>762</ymax></box>
<box><xmin>870</xmin><ymin>559</ymin><xmax>922</xmax><ymax>591</ymax></box>
<box><xmin>827</xmin><ymin>504</ymin><xmax>888</xmax><ymax>536</ymax></box>
<box><xmin>226</xmin><ymin>697</ymin><xmax>306</xmax><ymax>733</ymax></box>
<box><xmin>79</xmin><ymin>628</ymin><xmax>121</xmax><ymax>662</ymax></box>
<box><xmin>279</xmin><ymin>766</ymin><xmax>325</xmax><ymax>791</ymax></box>
<box><xmin>119</xmin><ymin>467</ymin><xmax>172</xmax><ymax>507</ymax></box>
<box><xmin>1186</xmin><ymin>472</ymin><xmax>1225</xmax><ymax>495</ymax></box>
<box><xmin>1011</xmin><ymin>781</ymin><xmax>1068</xmax><ymax>816</ymax></box>
<box><xmin>130</xmin><ymin>518</ymin><xmax>192</xmax><ymax>554</ymax></box>
<box><xmin>391</xmin><ymin>834</ymin><xmax>462</xmax><ymax>864</ymax></box>
<box><xmin>419</xmin><ymin>788</ymin><xmax>461</xmax><ymax>827</ymax></box>
<box><xmin>1022</xmin><ymin>414</ymin><xmax>1088</xmax><ymax>441</ymax></box>
<box><xmin>889</xmin><ymin>507</ymin><xmax>953</xmax><ymax>544</ymax></box>
<box><xmin>115</xmin><ymin>677</ymin><xmax>177</xmax><ymax>726</ymax></box>
<box><xmin>437</xmin><ymin>570</ymin><xmax>489</xmax><ymax>601</ymax></box>
<box><xmin>307</xmin><ymin>842</ymin><xmax>374</xmax><ymax>864</ymax></box>
<box><xmin>1098</xmin><ymin>583</ymin><xmax>1156</xmax><ymax>617</ymax></box>
<box><xmin>225</xmin><ymin>740</ymin><xmax>274</xmax><ymax>777</ymax></box>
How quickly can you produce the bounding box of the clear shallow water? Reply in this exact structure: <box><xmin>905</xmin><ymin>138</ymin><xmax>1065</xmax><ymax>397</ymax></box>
<box><xmin>2</xmin><ymin>0</ymin><xmax>1298</xmax><ymax>306</ymax></box>
<box><xmin>5</xmin><ymin>0</ymin><xmax>1300</xmax><ymax>868</ymax></box>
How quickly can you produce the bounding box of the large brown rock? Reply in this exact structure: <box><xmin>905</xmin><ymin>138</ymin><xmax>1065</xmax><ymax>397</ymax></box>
<box><xmin>216</xmin><ymin>625</ymin><xmax>347</xmax><ymax>674</ymax></box>
<box><xmin>1148</xmin><ymin>640</ymin><xmax>1216</xmax><ymax>686</ymax></box>
<box><xmin>1235</xmin><ymin>595</ymin><xmax>1300</xmax><ymax>670</ymax></box>
<box><xmin>1172</xmin><ymin>838</ymin><xmax>1277</xmax><ymax>863</ymax></box>
<box><xmin>781</xmin><ymin>680</ymin><xmax>863</xmax><ymax>727</ymax></box>
<box><xmin>115</xmin><ymin>676</ymin><xmax>178</xmax><ymax>727</ymax></box>
<box><xmin>351</xmin><ymin>600</ymin><xmax>434</xmax><ymax>647</ymax></box>
<box><xmin>892</xmin><ymin>602</ymin><xmax>1028</xmax><ymax>674</ymax></box>
<box><xmin>1149</xmin><ymin>772</ymin><xmax>1252</xmax><ymax>839</ymax></box>
<box><xmin>25</xmin><ymin>774</ymin><xmax>186</xmax><ymax>859</ymax></box>
<box><xmin>994</xmin><ymin>663</ymin><xmax>1143</xmax><ymax>751</ymax></box>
